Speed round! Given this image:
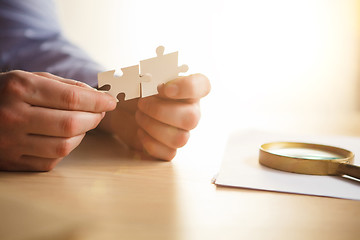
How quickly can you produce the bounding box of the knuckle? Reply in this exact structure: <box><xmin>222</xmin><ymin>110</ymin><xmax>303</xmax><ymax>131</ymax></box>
<box><xmin>6</xmin><ymin>70</ymin><xmax>26</xmax><ymax>79</ymax></box>
<box><xmin>138</xmin><ymin>98</ymin><xmax>153</xmax><ymax>115</ymax></box>
<box><xmin>61</xmin><ymin>89</ymin><xmax>79</xmax><ymax>110</ymax></box>
<box><xmin>137</xmin><ymin>111</ymin><xmax>150</xmax><ymax>129</ymax></box>
<box><xmin>56</xmin><ymin>139</ymin><xmax>73</xmax><ymax>157</ymax></box>
<box><xmin>33</xmin><ymin>72</ymin><xmax>54</xmax><ymax>80</ymax></box>
<box><xmin>173</xmin><ymin>130</ymin><xmax>190</xmax><ymax>148</ymax></box>
<box><xmin>61</xmin><ymin>116</ymin><xmax>78</xmax><ymax>136</ymax></box>
<box><xmin>39</xmin><ymin>159</ymin><xmax>61</xmax><ymax>172</ymax></box>
<box><xmin>0</xmin><ymin>107</ymin><xmax>21</xmax><ymax>127</ymax></box>
<box><xmin>37</xmin><ymin>72</ymin><xmax>51</xmax><ymax>77</ymax></box>
<box><xmin>1</xmin><ymin>74</ymin><xmax>27</xmax><ymax>98</ymax></box>
<box><xmin>144</xmin><ymin>142</ymin><xmax>157</xmax><ymax>157</ymax></box>
<box><xmin>182</xmin><ymin>104</ymin><xmax>201</xmax><ymax>130</ymax></box>
<box><xmin>163</xmin><ymin>149</ymin><xmax>177</xmax><ymax>161</ymax></box>
<box><xmin>143</xmin><ymin>137</ymin><xmax>177</xmax><ymax>161</ymax></box>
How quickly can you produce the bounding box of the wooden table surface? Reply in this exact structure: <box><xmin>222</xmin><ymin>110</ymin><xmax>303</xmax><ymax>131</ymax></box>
<box><xmin>1</xmin><ymin>115</ymin><xmax>360</xmax><ymax>240</ymax></box>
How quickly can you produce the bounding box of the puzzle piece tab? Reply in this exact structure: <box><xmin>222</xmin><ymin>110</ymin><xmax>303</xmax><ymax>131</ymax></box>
<box><xmin>98</xmin><ymin>65</ymin><xmax>150</xmax><ymax>101</ymax></box>
<box><xmin>98</xmin><ymin>46</ymin><xmax>188</xmax><ymax>100</ymax></box>
<box><xmin>140</xmin><ymin>46</ymin><xmax>188</xmax><ymax>98</ymax></box>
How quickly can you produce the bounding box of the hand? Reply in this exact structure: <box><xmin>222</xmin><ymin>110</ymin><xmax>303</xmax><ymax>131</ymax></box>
<box><xmin>0</xmin><ymin>70</ymin><xmax>117</xmax><ymax>171</ymax></box>
<box><xmin>99</xmin><ymin>74</ymin><xmax>210</xmax><ymax>160</ymax></box>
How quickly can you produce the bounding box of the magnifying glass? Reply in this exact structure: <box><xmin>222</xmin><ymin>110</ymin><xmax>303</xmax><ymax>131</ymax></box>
<box><xmin>259</xmin><ymin>142</ymin><xmax>360</xmax><ymax>180</ymax></box>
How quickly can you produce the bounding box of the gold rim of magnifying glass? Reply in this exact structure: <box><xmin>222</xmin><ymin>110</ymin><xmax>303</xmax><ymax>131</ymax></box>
<box><xmin>259</xmin><ymin>142</ymin><xmax>354</xmax><ymax>175</ymax></box>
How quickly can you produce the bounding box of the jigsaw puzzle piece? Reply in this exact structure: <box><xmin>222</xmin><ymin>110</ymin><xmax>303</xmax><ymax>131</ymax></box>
<box><xmin>98</xmin><ymin>65</ymin><xmax>151</xmax><ymax>102</ymax></box>
<box><xmin>98</xmin><ymin>69</ymin><xmax>117</xmax><ymax>97</ymax></box>
<box><xmin>120</xmin><ymin>65</ymin><xmax>151</xmax><ymax>100</ymax></box>
<box><xmin>140</xmin><ymin>46</ymin><xmax>188</xmax><ymax>98</ymax></box>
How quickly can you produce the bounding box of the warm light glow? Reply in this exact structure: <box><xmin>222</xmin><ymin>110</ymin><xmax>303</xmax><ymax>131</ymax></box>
<box><xmin>56</xmin><ymin>0</ymin><xmax>360</xmax><ymax>134</ymax></box>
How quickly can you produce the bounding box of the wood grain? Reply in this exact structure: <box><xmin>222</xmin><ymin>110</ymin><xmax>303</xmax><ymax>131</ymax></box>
<box><xmin>1</xmin><ymin>123</ymin><xmax>360</xmax><ymax>239</ymax></box>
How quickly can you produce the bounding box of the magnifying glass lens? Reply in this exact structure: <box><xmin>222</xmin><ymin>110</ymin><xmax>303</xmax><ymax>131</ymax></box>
<box><xmin>268</xmin><ymin>147</ymin><xmax>343</xmax><ymax>160</ymax></box>
<box><xmin>259</xmin><ymin>142</ymin><xmax>359</xmax><ymax>179</ymax></box>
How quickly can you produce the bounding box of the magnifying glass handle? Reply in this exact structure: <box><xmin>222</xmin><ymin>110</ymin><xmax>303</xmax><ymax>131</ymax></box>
<box><xmin>337</xmin><ymin>163</ymin><xmax>360</xmax><ymax>180</ymax></box>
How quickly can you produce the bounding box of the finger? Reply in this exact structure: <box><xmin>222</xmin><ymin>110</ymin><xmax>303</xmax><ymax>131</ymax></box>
<box><xmin>27</xmin><ymin>106</ymin><xmax>104</xmax><ymax>137</ymax></box>
<box><xmin>24</xmin><ymin>72</ymin><xmax>116</xmax><ymax>112</ymax></box>
<box><xmin>137</xmin><ymin>128</ymin><xmax>177</xmax><ymax>161</ymax></box>
<box><xmin>33</xmin><ymin>72</ymin><xmax>95</xmax><ymax>90</ymax></box>
<box><xmin>7</xmin><ymin>156</ymin><xmax>62</xmax><ymax>172</ymax></box>
<box><xmin>157</xmin><ymin>74</ymin><xmax>211</xmax><ymax>100</ymax></box>
<box><xmin>135</xmin><ymin>110</ymin><xmax>190</xmax><ymax>149</ymax></box>
<box><xmin>22</xmin><ymin>134</ymin><xmax>85</xmax><ymax>158</ymax></box>
<box><xmin>137</xmin><ymin>97</ymin><xmax>201</xmax><ymax>131</ymax></box>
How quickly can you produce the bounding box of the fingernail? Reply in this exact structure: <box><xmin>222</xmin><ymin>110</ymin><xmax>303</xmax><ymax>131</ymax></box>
<box><xmin>165</xmin><ymin>83</ymin><xmax>178</xmax><ymax>97</ymax></box>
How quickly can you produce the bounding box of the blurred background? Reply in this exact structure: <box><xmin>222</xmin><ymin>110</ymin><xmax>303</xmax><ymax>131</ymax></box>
<box><xmin>55</xmin><ymin>0</ymin><xmax>360</xmax><ymax>137</ymax></box>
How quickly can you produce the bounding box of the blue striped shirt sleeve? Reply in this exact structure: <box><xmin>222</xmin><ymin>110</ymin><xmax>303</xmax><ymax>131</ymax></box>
<box><xmin>0</xmin><ymin>0</ymin><xmax>103</xmax><ymax>87</ymax></box>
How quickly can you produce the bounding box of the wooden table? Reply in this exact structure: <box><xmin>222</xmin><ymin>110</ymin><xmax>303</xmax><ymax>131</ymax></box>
<box><xmin>1</xmin><ymin>118</ymin><xmax>360</xmax><ymax>240</ymax></box>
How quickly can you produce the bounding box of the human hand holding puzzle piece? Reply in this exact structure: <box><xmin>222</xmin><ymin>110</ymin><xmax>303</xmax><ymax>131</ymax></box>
<box><xmin>98</xmin><ymin>46</ymin><xmax>188</xmax><ymax>101</ymax></box>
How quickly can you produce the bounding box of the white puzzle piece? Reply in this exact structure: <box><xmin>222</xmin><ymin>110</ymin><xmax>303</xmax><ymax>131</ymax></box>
<box><xmin>98</xmin><ymin>46</ymin><xmax>187</xmax><ymax>101</ymax></box>
<box><xmin>140</xmin><ymin>46</ymin><xmax>188</xmax><ymax>98</ymax></box>
<box><xmin>98</xmin><ymin>65</ymin><xmax>150</xmax><ymax>101</ymax></box>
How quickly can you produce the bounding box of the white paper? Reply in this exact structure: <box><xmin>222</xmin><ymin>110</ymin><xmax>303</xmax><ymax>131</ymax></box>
<box><xmin>214</xmin><ymin>130</ymin><xmax>360</xmax><ymax>201</ymax></box>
